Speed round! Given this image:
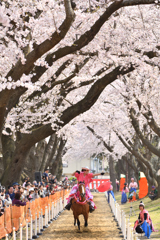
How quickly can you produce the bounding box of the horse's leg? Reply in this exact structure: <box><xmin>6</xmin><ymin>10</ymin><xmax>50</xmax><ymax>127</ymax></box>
<box><xmin>77</xmin><ymin>216</ymin><xmax>80</xmax><ymax>231</ymax></box>
<box><xmin>83</xmin><ymin>213</ymin><xmax>89</xmax><ymax>232</ymax></box>
<box><xmin>74</xmin><ymin>218</ymin><xmax>76</xmax><ymax>226</ymax></box>
<box><xmin>73</xmin><ymin>211</ymin><xmax>77</xmax><ymax>228</ymax></box>
<box><xmin>84</xmin><ymin>217</ymin><xmax>88</xmax><ymax>228</ymax></box>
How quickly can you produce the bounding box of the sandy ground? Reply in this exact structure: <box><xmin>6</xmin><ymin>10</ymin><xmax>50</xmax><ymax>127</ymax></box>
<box><xmin>39</xmin><ymin>193</ymin><xmax>123</xmax><ymax>240</ymax></box>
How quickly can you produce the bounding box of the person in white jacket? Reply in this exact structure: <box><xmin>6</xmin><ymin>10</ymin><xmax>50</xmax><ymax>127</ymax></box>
<box><xmin>3</xmin><ymin>194</ymin><xmax>12</xmax><ymax>207</ymax></box>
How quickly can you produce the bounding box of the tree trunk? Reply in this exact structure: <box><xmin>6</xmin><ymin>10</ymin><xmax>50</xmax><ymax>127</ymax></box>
<box><xmin>22</xmin><ymin>140</ymin><xmax>47</xmax><ymax>182</ymax></box>
<box><xmin>35</xmin><ymin>140</ymin><xmax>46</xmax><ymax>171</ymax></box>
<box><xmin>157</xmin><ymin>175</ymin><xmax>160</xmax><ymax>198</ymax></box>
<box><xmin>126</xmin><ymin>154</ymin><xmax>138</xmax><ymax>184</ymax></box>
<box><xmin>56</xmin><ymin>156</ymin><xmax>63</xmax><ymax>181</ymax></box>
<box><xmin>50</xmin><ymin>138</ymin><xmax>66</xmax><ymax>176</ymax></box>
<box><xmin>1</xmin><ymin>148</ymin><xmax>30</xmax><ymax>187</ymax></box>
<box><xmin>45</xmin><ymin>135</ymin><xmax>58</xmax><ymax>170</ymax></box>
<box><xmin>1</xmin><ymin>131</ymin><xmax>15</xmax><ymax>170</ymax></box>
<box><xmin>115</xmin><ymin>159</ymin><xmax>126</xmax><ymax>180</ymax></box>
<box><xmin>22</xmin><ymin>145</ymin><xmax>36</xmax><ymax>182</ymax></box>
<box><xmin>39</xmin><ymin>134</ymin><xmax>56</xmax><ymax>172</ymax></box>
<box><xmin>109</xmin><ymin>155</ymin><xmax>116</xmax><ymax>192</ymax></box>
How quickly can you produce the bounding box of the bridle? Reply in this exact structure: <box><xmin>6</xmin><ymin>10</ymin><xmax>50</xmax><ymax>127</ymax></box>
<box><xmin>79</xmin><ymin>182</ymin><xmax>86</xmax><ymax>198</ymax></box>
<box><xmin>73</xmin><ymin>182</ymin><xmax>88</xmax><ymax>205</ymax></box>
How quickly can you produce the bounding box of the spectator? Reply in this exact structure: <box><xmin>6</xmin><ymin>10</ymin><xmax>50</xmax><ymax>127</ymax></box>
<box><xmin>128</xmin><ymin>178</ymin><xmax>138</xmax><ymax>201</ymax></box>
<box><xmin>49</xmin><ymin>185</ymin><xmax>55</xmax><ymax>195</ymax></box>
<box><xmin>28</xmin><ymin>188</ymin><xmax>34</xmax><ymax>201</ymax></box>
<box><xmin>148</xmin><ymin>186</ymin><xmax>158</xmax><ymax>200</ymax></box>
<box><xmin>25</xmin><ymin>182</ymin><xmax>31</xmax><ymax>196</ymax></box>
<box><xmin>49</xmin><ymin>174</ymin><xmax>57</xmax><ymax>184</ymax></box>
<box><xmin>116</xmin><ymin>179</ymin><xmax>120</xmax><ymax>191</ymax></box>
<box><xmin>12</xmin><ymin>182</ymin><xmax>19</xmax><ymax>193</ymax></box>
<box><xmin>133</xmin><ymin>201</ymin><xmax>154</xmax><ymax>238</ymax></box>
<box><xmin>26</xmin><ymin>181</ymin><xmax>31</xmax><ymax>186</ymax></box>
<box><xmin>19</xmin><ymin>187</ymin><xmax>26</xmax><ymax>202</ymax></box>
<box><xmin>33</xmin><ymin>181</ymin><xmax>37</xmax><ymax>186</ymax></box>
<box><xmin>0</xmin><ymin>187</ymin><xmax>6</xmax><ymax>200</ymax></box>
<box><xmin>0</xmin><ymin>198</ymin><xmax>4</xmax><ymax>209</ymax></box>
<box><xmin>3</xmin><ymin>194</ymin><xmax>12</xmax><ymax>207</ymax></box>
<box><xmin>12</xmin><ymin>192</ymin><xmax>26</xmax><ymax>207</ymax></box>
<box><xmin>53</xmin><ymin>176</ymin><xmax>57</xmax><ymax>183</ymax></box>
<box><xmin>6</xmin><ymin>186</ymin><xmax>15</xmax><ymax>200</ymax></box>
<box><xmin>39</xmin><ymin>185</ymin><xmax>45</xmax><ymax>198</ymax></box>
<box><xmin>42</xmin><ymin>167</ymin><xmax>49</xmax><ymax>183</ymax></box>
<box><xmin>48</xmin><ymin>173</ymin><xmax>52</xmax><ymax>181</ymax></box>
<box><xmin>121</xmin><ymin>183</ymin><xmax>129</xmax><ymax>204</ymax></box>
<box><xmin>22</xmin><ymin>178</ymin><xmax>28</xmax><ymax>188</ymax></box>
<box><xmin>31</xmin><ymin>188</ymin><xmax>39</xmax><ymax>200</ymax></box>
<box><xmin>107</xmin><ymin>182</ymin><xmax>116</xmax><ymax>203</ymax></box>
<box><xmin>44</xmin><ymin>186</ymin><xmax>51</xmax><ymax>197</ymax></box>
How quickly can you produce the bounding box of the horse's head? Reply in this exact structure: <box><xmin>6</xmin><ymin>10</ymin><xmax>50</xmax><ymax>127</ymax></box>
<box><xmin>78</xmin><ymin>182</ymin><xmax>86</xmax><ymax>200</ymax></box>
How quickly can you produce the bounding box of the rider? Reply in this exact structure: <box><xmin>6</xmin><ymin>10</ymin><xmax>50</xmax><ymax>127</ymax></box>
<box><xmin>65</xmin><ymin>167</ymin><xmax>105</xmax><ymax>212</ymax></box>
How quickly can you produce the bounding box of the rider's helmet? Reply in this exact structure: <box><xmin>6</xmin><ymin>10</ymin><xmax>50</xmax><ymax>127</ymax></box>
<box><xmin>81</xmin><ymin>166</ymin><xmax>89</xmax><ymax>172</ymax></box>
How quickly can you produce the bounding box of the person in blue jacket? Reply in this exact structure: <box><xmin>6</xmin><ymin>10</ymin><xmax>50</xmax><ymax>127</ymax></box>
<box><xmin>107</xmin><ymin>182</ymin><xmax>115</xmax><ymax>203</ymax></box>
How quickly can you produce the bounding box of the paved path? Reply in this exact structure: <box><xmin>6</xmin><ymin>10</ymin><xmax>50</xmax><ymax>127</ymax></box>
<box><xmin>39</xmin><ymin>193</ymin><xmax>123</xmax><ymax>240</ymax></box>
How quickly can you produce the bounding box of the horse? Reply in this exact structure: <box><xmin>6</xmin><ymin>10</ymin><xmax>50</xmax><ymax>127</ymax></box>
<box><xmin>71</xmin><ymin>182</ymin><xmax>90</xmax><ymax>232</ymax></box>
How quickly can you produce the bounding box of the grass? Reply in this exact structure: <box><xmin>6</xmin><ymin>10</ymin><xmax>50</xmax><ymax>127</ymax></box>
<box><xmin>114</xmin><ymin>191</ymin><xmax>160</xmax><ymax>238</ymax></box>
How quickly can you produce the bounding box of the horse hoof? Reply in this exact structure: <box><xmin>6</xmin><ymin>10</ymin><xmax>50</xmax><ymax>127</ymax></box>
<box><xmin>83</xmin><ymin>227</ymin><xmax>89</xmax><ymax>232</ymax></box>
<box><xmin>76</xmin><ymin>229</ymin><xmax>82</xmax><ymax>233</ymax></box>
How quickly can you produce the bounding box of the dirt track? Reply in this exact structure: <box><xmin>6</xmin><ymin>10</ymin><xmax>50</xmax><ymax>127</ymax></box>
<box><xmin>39</xmin><ymin>193</ymin><xmax>123</xmax><ymax>240</ymax></box>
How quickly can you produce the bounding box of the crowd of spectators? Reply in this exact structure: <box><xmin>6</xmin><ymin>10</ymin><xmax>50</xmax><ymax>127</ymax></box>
<box><xmin>0</xmin><ymin>169</ymin><xmax>74</xmax><ymax>217</ymax></box>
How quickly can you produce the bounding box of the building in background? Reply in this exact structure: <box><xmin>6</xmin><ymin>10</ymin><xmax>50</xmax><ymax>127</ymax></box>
<box><xmin>63</xmin><ymin>154</ymin><xmax>109</xmax><ymax>178</ymax></box>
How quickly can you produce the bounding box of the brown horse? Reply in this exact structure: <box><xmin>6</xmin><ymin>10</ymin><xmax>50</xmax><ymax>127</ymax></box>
<box><xmin>71</xmin><ymin>182</ymin><xmax>90</xmax><ymax>232</ymax></box>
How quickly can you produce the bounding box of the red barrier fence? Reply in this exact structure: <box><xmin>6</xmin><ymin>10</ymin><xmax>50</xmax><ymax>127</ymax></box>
<box><xmin>0</xmin><ymin>190</ymin><xmax>68</xmax><ymax>239</ymax></box>
<box><xmin>89</xmin><ymin>179</ymin><xmax>110</xmax><ymax>189</ymax></box>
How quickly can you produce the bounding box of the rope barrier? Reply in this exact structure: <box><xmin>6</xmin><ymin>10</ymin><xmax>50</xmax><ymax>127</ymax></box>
<box><xmin>106</xmin><ymin>192</ymin><xmax>140</xmax><ymax>240</ymax></box>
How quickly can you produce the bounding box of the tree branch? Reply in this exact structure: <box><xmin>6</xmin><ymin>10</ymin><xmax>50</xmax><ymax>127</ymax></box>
<box><xmin>135</xmin><ymin>98</ymin><xmax>160</xmax><ymax>137</ymax></box>
<box><xmin>87</xmin><ymin>126</ymin><xmax>113</xmax><ymax>152</ymax></box>
<box><xmin>115</xmin><ymin>131</ymin><xmax>157</xmax><ymax>180</ymax></box>
<box><xmin>129</xmin><ymin>108</ymin><xmax>160</xmax><ymax>158</ymax></box>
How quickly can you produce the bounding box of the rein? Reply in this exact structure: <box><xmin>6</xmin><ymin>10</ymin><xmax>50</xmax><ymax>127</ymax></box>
<box><xmin>74</xmin><ymin>194</ymin><xmax>88</xmax><ymax>205</ymax></box>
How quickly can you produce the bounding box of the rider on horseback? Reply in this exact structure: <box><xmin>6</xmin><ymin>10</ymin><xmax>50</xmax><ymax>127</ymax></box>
<box><xmin>65</xmin><ymin>167</ymin><xmax>105</xmax><ymax>213</ymax></box>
